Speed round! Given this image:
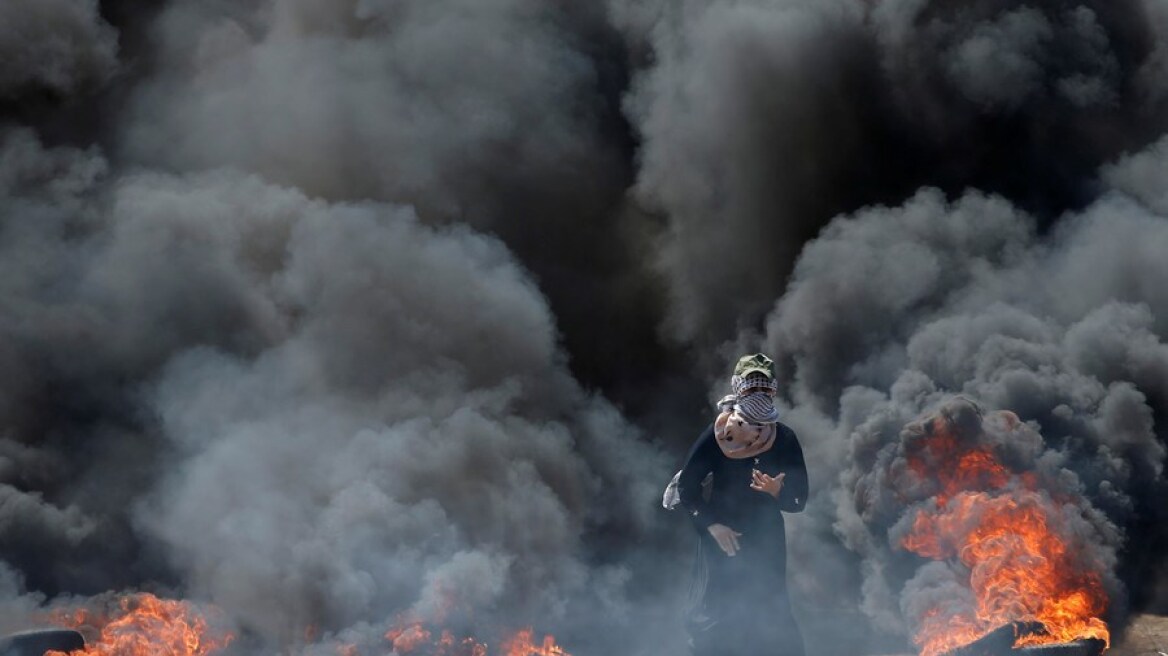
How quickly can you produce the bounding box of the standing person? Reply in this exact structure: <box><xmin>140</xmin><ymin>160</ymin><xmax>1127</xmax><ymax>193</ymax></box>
<box><xmin>676</xmin><ymin>353</ymin><xmax>809</xmax><ymax>656</ymax></box>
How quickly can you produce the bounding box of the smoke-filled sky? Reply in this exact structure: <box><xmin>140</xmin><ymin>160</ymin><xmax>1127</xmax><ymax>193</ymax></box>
<box><xmin>2</xmin><ymin>0</ymin><xmax>1168</xmax><ymax>654</ymax></box>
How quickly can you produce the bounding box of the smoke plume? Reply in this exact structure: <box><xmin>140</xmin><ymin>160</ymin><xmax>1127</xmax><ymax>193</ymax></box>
<box><xmin>2</xmin><ymin>0</ymin><xmax>1168</xmax><ymax>654</ymax></box>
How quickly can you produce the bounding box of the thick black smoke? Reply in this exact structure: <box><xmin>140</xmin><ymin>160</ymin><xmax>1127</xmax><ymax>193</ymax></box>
<box><xmin>0</xmin><ymin>0</ymin><xmax>680</xmax><ymax>651</ymax></box>
<box><xmin>3</xmin><ymin>0</ymin><xmax>1168</xmax><ymax>655</ymax></box>
<box><xmin>0</xmin><ymin>0</ymin><xmax>117</xmax><ymax>99</ymax></box>
<box><xmin>0</xmin><ymin>125</ymin><xmax>678</xmax><ymax>651</ymax></box>
<box><xmin>613</xmin><ymin>0</ymin><xmax>1168</xmax><ymax>651</ymax></box>
<box><xmin>615</xmin><ymin>0</ymin><xmax>1168</xmax><ymax>347</ymax></box>
<box><xmin>758</xmin><ymin>180</ymin><xmax>1168</xmax><ymax>648</ymax></box>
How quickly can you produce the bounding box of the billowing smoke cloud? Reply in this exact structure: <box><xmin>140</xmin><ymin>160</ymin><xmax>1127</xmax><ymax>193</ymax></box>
<box><xmin>120</xmin><ymin>168</ymin><xmax>669</xmax><ymax>645</ymax></box>
<box><xmin>114</xmin><ymin>0</ymin><xmax>678</xmax><ymax>407</ymax></box>
<box><xmin>614</xmin><ymin>0</ymin><xmax>874</xmax><ymax>345</ymax></box>
<box><xmin>755</xmin><ymin>175</ymin><xmax>1168</xmax><ymax>647</ymax></box>
<box><xmin>3</xmin><ymin>0</ymin><xmax>1168</xmax><ymax>655</ymax></box>
<box><xmin>0</xmin><ymin>125</ymin><xmax>675</xmax><ymax>651</ymax></box>
<box><xmin>615</xmin><ymin>1</ymin><xmax>1168</xmax><ymax>646</ymax></box>
<box><xmin>0</xmin><ymin>0</ymin><xmax>680</xmax><ymax>647</ymax></box>
<box><xmin>0</xmin><ymin>0</ymin><xmax>117</xmax><ymax>99</ymax></box>
<box><xmin>615</xmin><ymin>0</ymin><xmax>1168</xmax><ymax>347</ymax></box>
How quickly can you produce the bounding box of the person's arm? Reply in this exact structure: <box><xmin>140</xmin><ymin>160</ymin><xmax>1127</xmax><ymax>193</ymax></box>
<box><xmin>775</xmin><ymin>425</ymin><xmax>809</xmax><ymax>513</ymax></box>
<box><xmin>677</xmin><ymin>424</ymin><xmax>719</xmax><ymax>531</ymax></box>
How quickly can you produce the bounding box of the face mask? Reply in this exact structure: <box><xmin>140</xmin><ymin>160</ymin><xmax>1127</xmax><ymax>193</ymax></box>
<box><xmin>734</xmin><ymin>392</ymin><xmax>779</xmax><ymax>425</ymax></box>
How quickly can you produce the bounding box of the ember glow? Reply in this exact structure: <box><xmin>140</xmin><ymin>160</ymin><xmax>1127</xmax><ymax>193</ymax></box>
<box><xmin>385</xmin><ymin>623</ymin><xmax>489</xmax><ymax>656</ymax></box>
<box><xmin>498</xmin><ymin>628</ymin><xmax>569</xmax><ymax>656</ymax></box>
<box><xmin>900</xmin><ymin>413</ymin><xmax>1110</xmax><ymax>656</ymax></box>
<box><xmin>46</xmin><ymin>593</ymin><xmax>234</xmax><ymax>656</ymax></box>
<box><xmin>379</xmin><ymin>619</ymin><xmax>567</xmax><ymax>656</ymax></box>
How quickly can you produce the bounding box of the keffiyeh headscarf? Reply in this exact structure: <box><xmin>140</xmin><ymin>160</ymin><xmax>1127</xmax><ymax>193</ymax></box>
<box><xmin>713</xmin><ymin>354</ymin><xmax>781</xmax><ymax>459</ymax></box>
<box><xmin>715</xmin><ymin>392</ymin><xmax>779</xmax><ymax>425</ymax></box>
<box><xmin>731</xmin><ymin>371</ymin><xmax>778</xmax><ymax>397</ymax></box>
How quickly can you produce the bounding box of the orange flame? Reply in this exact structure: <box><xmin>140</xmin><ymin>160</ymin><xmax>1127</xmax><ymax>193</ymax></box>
<box><xmin>499</xmin><ymin>629</ymin><xmax>568</xmax><ymax>656</ymax></box>
<box><xmin>901</xmin><ymin>419</ymin><xmax>1110</xmax><ymax>656</ymax></box>
<box><xmin>382</xmin><ymin>618</ymin><xmax>567</xmax><ymax>656</ymax></box>
<box><xmin>47</xmin><ymin>593</ymin><xmax>234</xmax><ymax>656</ymax></box>
<box><xmin>906</xmin><ymin>428</ymin><xmax>1012</xmax><ymax>506</ymax></box>
<box><xmin>387</xmin><ymin>622</ymin><xmax>434</xmax><ymax>652</ymax></box>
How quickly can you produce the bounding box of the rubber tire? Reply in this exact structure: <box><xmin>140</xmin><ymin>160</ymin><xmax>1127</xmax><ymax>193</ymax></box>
<box><xmin>0</xmin><ymin>629</ymin><xmax>86</xmax><ymax>656</ymax></box>
<box><xmin>1016</xmin><ymin>639</ymin><xmax>1107</xmax><ymax>656</ymax></box>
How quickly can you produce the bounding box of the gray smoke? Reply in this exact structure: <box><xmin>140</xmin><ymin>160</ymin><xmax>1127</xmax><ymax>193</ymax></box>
<box><xmin>616</xmin><ymin>0</ymin><xmax>873</xmax><ymax>345</ymax></box>
<box><xmin>0</xmin><ymin>0</ymin><xmax>117</xmax><ymax>99</ymax></box>
<box><xmin>3</xmin><ymin>0</ymin><xmax>1168</xmax><ymax>654</ymax></box>
<box><xmin>113</xmin><ymin>0</ymin><xmax>677</xmax><ymax>409</ymax></box>
<box><xmin>120</xmin><ymin>0</ymin><xmax>603</xmax><ymax>204</ymax></box>
<box><xmin>123</xmin><ymin>168</ymin><xmax>669</xmax><ymax>645</ymax></box>
<box><xmin>753</xmin><ymin>175</ymin><xmax>1168</xmax><ymax>648</ymax></box>
<box><xmin>616</xmin><ymin>0</ymin><xmax>1168</xmax><ymax>348</ymax></box>
<box><xmin>615</xmin><ymin>2</ymin><xmax>1168</xmax><ymax>646</ymax></box>
<box><xmin>0</xmin><ymin>0</ymin><xmax>682</xmax><ymax>650</ymax></box>
<box><xmin>0</xmin><ymin>124</ymin><xmax>676</xmax><ymax>651</ymax></box>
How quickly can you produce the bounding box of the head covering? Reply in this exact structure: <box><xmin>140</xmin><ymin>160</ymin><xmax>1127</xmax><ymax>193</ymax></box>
<box><xmin>710</xmin><ymin>353</ymin><xmax>783</xmax><ymax>459</ymax></box>
<box><xmin>730</xmin><ymin>353</ymin><xmax>778</xmax><ymax>397</ymax></box>
<box><xmin>732</xmin><ymin>372</ymin><xmax>777</xmax><ymax>397</ymax></box>
<box><xmin>733</xmin><ymin>353</ymin><xmax>774</xmax><ymax>378</ymax></box>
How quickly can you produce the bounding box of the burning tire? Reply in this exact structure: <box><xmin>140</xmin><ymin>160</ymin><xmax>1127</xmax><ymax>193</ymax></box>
<box><xmin>0</xmin><ymin>629</ymin><xmax>85</xmax><ymax>656</ymax></box>
<box><xmin>943</xmin><ymin>623</ymin><xmax>1108</xmax><ymax>656</ymax></box>
<box><xmin>1015</xmin><ymin>639</ymin><xmax>1106</xmax><ymax>655</ymax></box>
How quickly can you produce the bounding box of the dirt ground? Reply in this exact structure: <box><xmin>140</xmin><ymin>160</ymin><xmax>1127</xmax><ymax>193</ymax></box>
<box><xmin>1111</xmin><ymin>614</ymin><xmax>1168</xmax><ymax>655</ymax></box>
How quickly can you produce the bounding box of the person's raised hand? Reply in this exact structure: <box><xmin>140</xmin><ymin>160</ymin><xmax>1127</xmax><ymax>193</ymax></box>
<box><xmin>750</xmin><ymin>469</ymin><xmax>785</xmax><ymax>499</ymax></box>
<box><xmin>707</xmin><ymin>523</ymin><xmax>742</xmax><ymax>557</ymax></box>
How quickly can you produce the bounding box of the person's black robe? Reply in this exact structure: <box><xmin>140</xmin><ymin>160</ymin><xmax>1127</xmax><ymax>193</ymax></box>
<box><xmin>677</xmin><ymin>422</ymin><xmax>809</xmax><ymax>656</ymax></box>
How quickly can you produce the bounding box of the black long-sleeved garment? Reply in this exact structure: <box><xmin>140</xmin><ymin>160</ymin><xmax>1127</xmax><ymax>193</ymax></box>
<box><xmin>677</xmin><ymin>422</ymin><xmax>809</xmax><ymax>656</ymax></box>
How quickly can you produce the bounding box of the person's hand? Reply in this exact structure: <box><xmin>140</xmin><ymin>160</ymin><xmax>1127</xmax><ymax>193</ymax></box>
<box><xmin>707</xmin><ymin>523</ymin><xmax>742</xmax><ymax>557</ymax></box>
<box><xmin>750</xmin><ymin>469</ymin><xmax>785</xmax><ymax>499</ymax></box>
